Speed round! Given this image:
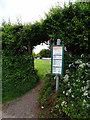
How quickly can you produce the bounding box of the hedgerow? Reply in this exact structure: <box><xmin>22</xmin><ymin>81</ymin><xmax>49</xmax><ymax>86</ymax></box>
<box><xmin>38</xmin><ymin>2</ymin><xmax>90</xmax><ymax>119</ymax></box>
<box><xmin>2</xmin><ymin>53</ymin><xmax>38</xmax><ymax>102</ymax></box>
<box><xmin>2</xmin><ymin>23</ymin><xmax>39</xmax><ymax>102</ymax></box>
<box><xmin>43</xmin><ymin>2</ymin><xmax>89</xmax><ymax>57</ymax></box>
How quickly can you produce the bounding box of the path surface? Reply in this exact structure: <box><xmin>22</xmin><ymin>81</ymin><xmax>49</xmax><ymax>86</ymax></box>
<box><xmin>2</xmin><ymin>79</ymin><xmax>44</xmax><ymax>118</ymax></box>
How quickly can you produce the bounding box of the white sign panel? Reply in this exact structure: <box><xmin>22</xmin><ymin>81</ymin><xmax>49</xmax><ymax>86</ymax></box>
<box><xmin>53</xmin><ymin>60</ymin><xmax>62</xmax><ymax>67</ymax></box>
<box><xmin>53</xmin><ymin>47</ymin><xmax>62</xmax><ymax>56</ymax></box>
<box><xmin>53</xmin><ymin>56</ymin><xmax>62</xmax><ymax>59</ymax></box>
<box><xmin>53</xmin><ymin>67</ymin><xmax>62</xmax><ymax>74</ymax></box>
<box><xmin>51</xmin><ymin>45</ymin><xmax>64</xmax><ymax>75</ymax></box>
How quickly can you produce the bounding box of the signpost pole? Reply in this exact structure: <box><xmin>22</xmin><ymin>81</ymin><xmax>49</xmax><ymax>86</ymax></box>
<box><xmin>56</xmin><ymin>39</ymin><xmax>60</xmax><ymax>92</ymax></box>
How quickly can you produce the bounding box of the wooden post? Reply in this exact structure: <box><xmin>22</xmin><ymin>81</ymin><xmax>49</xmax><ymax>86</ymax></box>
<box><xmin>28</xmin><ymin>40</ymin><xmax>31</xmax><ymax>55</ymax></box>
<box><xmin>49</xmin><ymin>38</ymin><xmax>52</xmax><ymax>50</ymax></box>
<box><xmin>28</xmin><ymin>40</ymin><xmax>34</xmax><ymax>69</ymax></box>
<box><xmin>49</xmin><ymin>38</ymin><xmax>52</xmax><ymax>56</ymax></box>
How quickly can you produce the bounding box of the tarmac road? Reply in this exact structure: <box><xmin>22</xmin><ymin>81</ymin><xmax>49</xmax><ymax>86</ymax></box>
<box><xmin>36</xmin><ymin>58</ymin><xmax>51</xmax><ymax>62</ymax></box>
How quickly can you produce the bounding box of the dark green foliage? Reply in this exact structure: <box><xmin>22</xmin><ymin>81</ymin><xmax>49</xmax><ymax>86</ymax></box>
<box><xmin>21</xmin><ymin>22</ymin><xmax>49</xmax><ymax>53</ymax></box>
<box><xmin>2</xmin><ymin>23</ymin><xmax>38</xmax><ymax>103</ymax></box>
<box><xmin>39</xmin><ymin>49</ymin><xmax>51</xmax><ymax>58</ymax></box>
<box><xmin>43</xmin><ymin>2</ymin><xmax>89</xmax><ymax>57</ymax></box>
<box><xmin>30</xmin><ymin>21</ymin><xmax>49</xmax><ymax>46</ymax></box>
<box><xmin>39</xmin><ymin>74</ymin><xmax>55</xmax><ymax>106</ymax></box>
<box><xmin>2</xmin><ymin>54</ymin><xmax>38</xmax><ymax>102</ymax></box>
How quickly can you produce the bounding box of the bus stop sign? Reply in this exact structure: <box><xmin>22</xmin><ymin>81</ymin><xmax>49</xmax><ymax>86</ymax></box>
<box><xmin>51</xmin><ymin>45</ymin><xmax>64</xmax><ymax>76</ymax></box>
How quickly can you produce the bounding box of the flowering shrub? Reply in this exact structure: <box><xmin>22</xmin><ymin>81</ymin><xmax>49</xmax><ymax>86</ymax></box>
<box><xmin>39</xmin><ymin>55</ymin><xmax>90</xmax><ymax>119</ymax></box>
<box><xmin>58</xmin><ymin>57</ymin><xmax>90</xmax><ymax>119</ymax></box>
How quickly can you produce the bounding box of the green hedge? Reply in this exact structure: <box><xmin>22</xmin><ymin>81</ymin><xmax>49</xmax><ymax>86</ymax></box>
<box><xmin>39</xmin><ymin>49</ymin><xmax>51</xmax><ymax>58</ymax></box>
<box><xmin>2</xmin><ymin>54</ymin><xmax>38</xmax><ymax>102</ymax></box>
<box><xmin>43</xmin><ymin>2</ymin><xmax>89</xmax><ymax>57</ymax></box>
<box><xmin>2</xmin><ymin>23</ymin><xmax>38</xmax><ymax>103</ymax></box>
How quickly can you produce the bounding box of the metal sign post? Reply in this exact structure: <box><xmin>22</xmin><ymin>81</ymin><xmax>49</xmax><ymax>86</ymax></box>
<box><xmin>56</xmin><ymin>39</ymin><xmax>60</xmax><ymax>92</ymax></box>
<box><xmin>51</xmin><ymin>39</ymin><xmax>64</xmax><ymax>93</ymax></box>
<box><xmin>56</xmin><ymin>75</ymin><xmax>59</xmax><ymax>92</ymax></box>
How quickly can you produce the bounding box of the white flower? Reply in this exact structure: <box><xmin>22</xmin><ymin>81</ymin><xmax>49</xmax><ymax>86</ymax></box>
<box><xmin>75</xmin><ymin>59</ymin><xmax>82</xmax><ymax>64</ymax></box>
<box><xmin>68</xmin><ymin>82</ymin><xmax>70</xmax><ymax>86</ymax></box>
<box><xmin>73</xmin><ymin>83</ymin><xmax>76</xmax><ymax>86</ymax></box>
<box><xmin>65</xmin><ymin>105</ymin><xmax>67</xmax><ymax>107</ymax></box>
<box><xmin>81</xmin><ymin>86</ymin><xmax>87</xmax><ymax>92</ymax></box>
<box><xmin>83</xmin><ymin>91</ymin><xmax>88</xmax><ymax>96</ymax></box>
<box><xmin>69</xmin><ymin>63</ymin><xmax>73</xmax><ymax>67</ymax></box>
<box><xmin>63</xmin><ymin>74</ymin><xmax>69</xmax><ymax>82</ymax></box>
<box><xmin>69</xmin><ymin>64</ymin><xmax>71</xmax><ymax>67</ymax></box>
<box><xmin>79</xmin><ymin>63</ymin><xmax>86</xmax><ymax>68</ymax></box>
<box><xmin>41</xmin><ymin>106</ymin><xmax>44</xmax><ymax>109</ymax></box>
<box><xmin>63</xmin><ymin>91</ymin><xmax>65</xmax><ymax>94</ymax></box>
<box><xmin>64</xmin><ymin>47</ymin><xmax>67</xmax><ymax>51</ymax></box>
<box><xmin>66</xmin><ymin>92</ymin><xmax>68</xmax><ymax>96</ymax></box>
<box><xmin>87</xmin><ymin>96</ymin><xmax>90</xmax><ymax>99</ymax></box>
<box><xmin>82</xmin><ymin>81</ymin><xmax>85</xmax><ymax>83</ymax></box>
<box><xmin>61</xmin><ymin>101</ymin><xmax>65</xmax><ymax>106</ymax></box>
<box><xmin>72</xmin><ymin>95</ymin><xmax>74</xmax><ymax>98</ymax></box>
<box><xmin>72</xmin><ymin>104</ymin><xmax>74</xmax><ymax>106</ymax></box>
<box><xmin>87</xmin><ymin>80</ymin><xmax>90</xmax><ymax>84</ymax></box>
<box><xmin>61</xmin><ymin>101</ymin><xmax>67</xmax><ymax>107</ymax></box>
<box><xmin>81</xmin><ymin>76</ymin><xmax>83</xmax><ymax>79</ymax></box>
<box><xmin>76</xmin><ymin>79</ymin><xmax>80</xmax><ymax>82</ymax></box>
<box><xmin>68</xmin><ymin>89</ymin><xmax>72</xmax><ymax>93</ymax></box>
<box><xmin>87</xmin><ymin>104</ymin><xmax>90</xmax><ymax>108</ymax></box>
<box><xmin>81</xmin><ymin>54</ymin><xmax>84</xmax><ymax>57</ymax></box>
<box><xmin>54</xmin><ymin>76</ymin><xmax>56</xmax><ymax>80</ymax></box>
<box><xmin>86</xmin><ymin>63</ymin><xmax>90</xmax><ymax>67</ymax></box>
<box><xmin>83</xmin><ymin>99</ymin><xmax>86</xmax><ymax>103</ymax></box>
<box><xmin>86</xmin><ymin>85</ymin><xmax>89</xmax><ymax>89</ymax></box>
<box><xmin>66</xmin><ymin>69</ymin><xmax>69</xmax><ymax>73</ymax></box>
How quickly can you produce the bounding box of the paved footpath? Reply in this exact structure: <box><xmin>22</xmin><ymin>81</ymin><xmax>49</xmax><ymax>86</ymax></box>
<box><xmin>2</xmin><ymin>79</ymin><xmax>44</xmax><ymax>119</ymax></box>
<box><xmin>0</xmin><ymin>104</ymin><xmax>2</xmax><ymax>119</ymax></box>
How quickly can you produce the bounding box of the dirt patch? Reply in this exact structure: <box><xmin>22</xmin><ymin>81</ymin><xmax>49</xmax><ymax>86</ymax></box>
<box><xmin>2</xmin><ymin>79</ymin><xmax>44</xmax><ymax>118</ymax></box>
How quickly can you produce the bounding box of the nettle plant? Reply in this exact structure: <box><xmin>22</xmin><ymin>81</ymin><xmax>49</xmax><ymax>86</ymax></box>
<box><xmin>59</xmin><ymin>55</ymin><xmax>90</xmax><ymax>118</ymax></box>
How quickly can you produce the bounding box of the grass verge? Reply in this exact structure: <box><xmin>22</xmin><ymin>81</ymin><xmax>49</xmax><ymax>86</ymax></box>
<box><xmin>34</xmin><ymin>59</ymin><xmax>51</xmax><ymax>79</ymax></box>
